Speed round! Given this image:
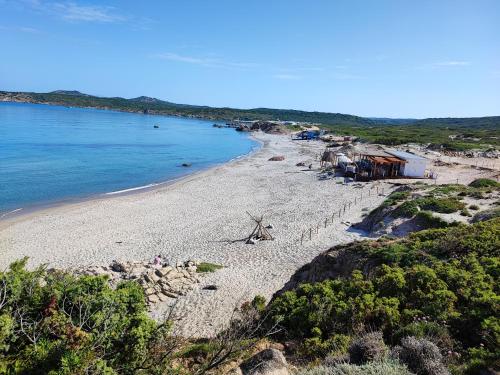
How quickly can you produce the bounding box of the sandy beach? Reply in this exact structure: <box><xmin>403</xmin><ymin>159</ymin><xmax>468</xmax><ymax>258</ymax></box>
<box><xmin>0</xmin><ymin>132</ymin><xmax>497</xmax><ymax>337</ymax></box>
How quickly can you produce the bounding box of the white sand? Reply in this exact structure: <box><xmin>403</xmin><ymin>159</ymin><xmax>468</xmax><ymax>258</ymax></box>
<box><xmin>0</xmin><ymin>132</ymin><xmax>395</xmax><ymax>337</ymax></box>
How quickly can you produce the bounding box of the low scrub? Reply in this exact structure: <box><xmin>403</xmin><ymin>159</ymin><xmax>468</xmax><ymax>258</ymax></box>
<box><xmin>196</xmin><ymin>262</ymin><xmax>224</xmax><ymax>273</ymax></box>
<box><xmin>417</xmin><ymin>197</ymin><xmax>465</xmax><ymax>214</ymax></box>
<box><xmin>468</xmin><ymin>178</ymin><xmax>499</xmax><ymax>188</ymax></box>
<box><xmin>267</xmin><ymin>219</ymin><xmax>500</xmax><ymax>373</ymax></box>
<box><xmin>296</xmin><ymin>361</ymin><xmax>413</xmax><ymax>375</ymax></box>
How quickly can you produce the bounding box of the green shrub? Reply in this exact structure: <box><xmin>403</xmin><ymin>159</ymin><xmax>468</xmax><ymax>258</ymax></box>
<box><xmin>385</xmin><ymin>191</ymin><xmax>410</xmax><ymax>206</ymax></box>
<box><xmin>0</xmin><ymin>259</ymin><xmax>174</xmax><ymax>374</ymax></box>
<box><xmin>471</xmin><ymin>208</ymin><xmax>500</xmax><ymax>223</ymax></box>
<box><xmin>460</xmin><ymin>208</ymin><xmax>471</xmax><ymax>217</ymax></box>
<box><xmin>468</xmin><ymin>205</ymin><xmax>479</xmax><ymax>210</ymax></box>
<box><xmin>196</xmin><ymin>262</ymin><xmax>223</xmax><ymax>273</ymax></box>
<box><xmin>393</xmin><ymin>201</ymin><xmax>419</xmax><ymax>218</ymax></box>
<box><xmin>417</xmin><ymin>197</ymin><xmax>465</xmax><ymax>214</ymax></box>
<box><xmin>468</xmin><ymin>178</ymin><xmax>499</xmax><ymax>188</ymax></box>
<box><xmin>268</xmin><ymin>219</ymin><xmax>500</xmax><ymax>372</ymax></box>
<box><xmin>415</xmin><ymin>211</ymin><xmax>451</xmax><ymax>229</ymax></box>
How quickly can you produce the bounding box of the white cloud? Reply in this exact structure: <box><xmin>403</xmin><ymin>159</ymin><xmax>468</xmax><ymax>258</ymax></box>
<box><xmin>18</xmin><ymin>0</ymin><xmax>127</xmax><ymax>23</ymax></box>
<box><xmin>433</xmin><ymin>61</ymin><xmax>471</xmax><ymax>67</ymax></box>
<box><xmin>152</xmin><ymin>52</ymin><xmax>259</xmax><ymax>70</ymax></box>
<box><xmin>0</xmin><ymin>25</ymin><xmax>41</xmax><ymax>33</ymax></box>
<box><xmin>50</xmin><ymin>2</ymin><xmax>126</xmax><ymax>23</ymax></box>
<box><xmin>273</xmin><ymin>74</ymin><xmax>302</xmax><ymax>80</ymax></box>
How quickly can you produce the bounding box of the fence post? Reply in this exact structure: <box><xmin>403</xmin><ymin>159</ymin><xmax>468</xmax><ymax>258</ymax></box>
<box><xmin>324</xmin><ymin>218</ymin><xmax>328</xmax><ymax>228</ymax></box>
<box><xmin>309</xmin><ymin>228</ymin><xmax>312</xmax><ymax>240</ymax></box>
<box><xmin>301</xmin><ymin>231</ymin><xmax>304</xmax><ymax>245</ymax></box>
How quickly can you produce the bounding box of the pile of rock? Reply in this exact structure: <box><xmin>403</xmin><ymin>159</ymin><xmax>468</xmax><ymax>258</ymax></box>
<box><xmin>76</xmin><ymin>260</ymin><xmax>201</xmax><ymax>306</ymax></box>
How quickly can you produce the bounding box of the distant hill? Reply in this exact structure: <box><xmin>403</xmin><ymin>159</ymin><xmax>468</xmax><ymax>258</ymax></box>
<box><xmin>49</xmin><ymin>90</ymin><xmax>90</xmax><ymax>97</ymax></box>
<box><xmin>1</xmin><ymin>90</ymin><xmax>499</xmax><ymax>131</ymax></box>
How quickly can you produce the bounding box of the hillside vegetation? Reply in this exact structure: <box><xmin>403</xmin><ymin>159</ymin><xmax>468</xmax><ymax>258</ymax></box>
<box><xmin>267</xmin><ymin>218</ymin><xmax>500</xmax><ymax>374</ymax></box>
<box><xmin>1</xmin><ymin>90</ymin><xmax>499</xmax><ymax>149</ymax></box>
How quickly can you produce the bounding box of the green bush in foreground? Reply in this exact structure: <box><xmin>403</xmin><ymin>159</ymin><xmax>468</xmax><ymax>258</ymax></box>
<box><xmin>468</xmin><ymin>178</ymin><xmax>500</xmax><ymax>188</ymax></box>
<box><xmin>268</xmin><ymin>219</ymin><xmax>500</xmax><ymax>373</ymax></box>
<box><xmin>0</xmin><ymin>259</ymin><xmax>180</xmax><ymax>374</ymax></box>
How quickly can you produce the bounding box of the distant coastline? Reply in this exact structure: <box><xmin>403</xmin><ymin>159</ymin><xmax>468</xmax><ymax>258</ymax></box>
<box><xmin>3</xmin><ymin>89</ymin><xmax>499</xmax><ymax>127</ymax></box>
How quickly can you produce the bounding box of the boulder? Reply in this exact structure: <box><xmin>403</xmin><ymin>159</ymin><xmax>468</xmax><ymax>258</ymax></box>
<box><xmin>240</xmin><ymin>349</ymin><xmax>289</xmax><ymax>375</ymax></box>
<box><xmin>268</xmin><ymin>156</ymin><xmax>285</xmax><ymax>161</ymax></box>
<box><xmin>147</xmin><ymin>294</ymin><xmax>160</xmax><ymax>304</ymax></box>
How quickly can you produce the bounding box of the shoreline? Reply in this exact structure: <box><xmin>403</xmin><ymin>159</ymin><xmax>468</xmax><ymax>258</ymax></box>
<box><xmin>1</xmin><ymin>130</ymin><xmax>496</xmax><ymax>337</ymax></box>
<box><xmin>0</xmin><ymin>132</ymin><xmax>392</xmax><ymax>337</ymax></box>
<box><xmin>0</xmin><ymin>130</ymin><xmax>264</xmax><ymax>226</ymax></box>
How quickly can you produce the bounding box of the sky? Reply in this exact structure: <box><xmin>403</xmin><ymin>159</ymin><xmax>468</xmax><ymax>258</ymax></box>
<box><xmin>1</xmin><ymin>0</ymin><xmax>499</xmax><ymax>118</ymax></box>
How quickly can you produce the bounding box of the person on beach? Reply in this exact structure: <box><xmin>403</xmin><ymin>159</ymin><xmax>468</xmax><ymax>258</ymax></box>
<box><xmin>153</xmin><ymin>254</ymin><xmax>162</xmax><ymax>267</ymax></box>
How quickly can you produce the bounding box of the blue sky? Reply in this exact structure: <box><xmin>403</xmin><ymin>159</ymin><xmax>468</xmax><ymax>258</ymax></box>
<box><xmin>1</xmin><ymin>0</ymin><xmax>499</xmax><ymax>118</ymax></box>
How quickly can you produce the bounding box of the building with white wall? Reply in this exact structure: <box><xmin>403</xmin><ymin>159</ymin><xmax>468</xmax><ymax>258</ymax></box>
<box><xmin>387</xmin><ymin>150</ymin><xmax>428</xmax><ymax>178</ymax></box>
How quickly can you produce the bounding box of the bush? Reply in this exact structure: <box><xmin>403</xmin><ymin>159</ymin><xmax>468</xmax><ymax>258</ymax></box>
<box><xmin>348</xmin><ymin>332</ymin><xmax>388</xmax><ymax>364</ymax></box>
<box><xmin>268</xmin><ymin>219</ymin><xmax>500</xmax><ymax>372</ymax></box>
<box><xmin>0</xmin><ymin>259</ymin><xmax>175</xmax><ymax>374</ymax></box>
<box><xmin>468</xmin><ymin>205</ymin><xmax>479</xmax><ymax>210</ymax></box>
<box><xmin>393</xmin><ymin>322</ymin><xmax>454</xmax><ymax>353</ymax></box>
<box><xmin>196</xmin><ymin>262</ymin><xmax>223</xmax><ymax>273</ymax></box>
<box><xmin>415</xmin><ymin>211</ymin><xmax>451</xmax><ymax>229</ymax></box>
<box><xmin>417</xmin><ymin>197</ymin><xmax>465</xmax><ymax>214</ymax></box>
<box><xmin>468</xmin><ymin>179</ymin><xmax>499</xmax><ymax>188</ymax></box>
<box><xmin>391</xmin><ymin>337</ymin><xmax>450</xmax><ymax>375</ymax></box>
<box><xmin>393</xmin><ymin>201</ymin><xmax>420</xmax><ymax>218</ymax></box>
<box><xmin>384</xmin><ymin>191</ymin><xmax>411</xmax><ymax>206</ymax></box>
<box><xmin>459</xmin><ymin>209</ymin><xmax>471</xmax><ymax>217</ymax></box>
<box><xmin>471</xmin><ymin>208</ymin><xmax>500</xmax><ymax>223</ymax></box>
<box><xmin>296</xmin><ymin>361</ymin><xmax>414</xmax><ymax>375</ymax></box>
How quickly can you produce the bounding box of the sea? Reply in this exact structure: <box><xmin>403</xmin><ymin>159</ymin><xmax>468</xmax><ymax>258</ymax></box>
<box><xmin>0</xmin><ymin>102</ymin><xmax>258</xmax><ymax>215</ymax></box>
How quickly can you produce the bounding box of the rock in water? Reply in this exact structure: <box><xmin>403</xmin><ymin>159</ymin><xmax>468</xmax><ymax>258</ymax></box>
<box><xmin>240</xmin><ymin>349</ymin><xmax>289</xmax><ymax>375</ymax></box>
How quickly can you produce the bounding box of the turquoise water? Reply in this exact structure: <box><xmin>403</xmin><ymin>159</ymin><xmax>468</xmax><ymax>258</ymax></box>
<box><xmin>0</xmin><ymin>102</ymin><xmax>258</xmax><ymax>213</ymax></box>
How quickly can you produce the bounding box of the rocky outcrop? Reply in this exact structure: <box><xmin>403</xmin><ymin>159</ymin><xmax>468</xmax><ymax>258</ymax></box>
<box><xmin>239</xmin><ymin>349</ymin><xmax>289</xmax><ymax>375</ymax></box>
<box><xmin>75</xmin><ymin>260</ymin><xmax>201</xmax><ymax>306</ymax></box>
<box><xmin>251</xmin><ymin>121</ymin><xmax>290</xmax><ymax>134</ymax></box>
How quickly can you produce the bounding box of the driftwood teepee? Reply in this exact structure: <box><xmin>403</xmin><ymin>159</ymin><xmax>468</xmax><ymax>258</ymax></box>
<box><xmin>245</xmin><ymin>212</ymin><xmax>274</xmax><ymax>244</ymax></box>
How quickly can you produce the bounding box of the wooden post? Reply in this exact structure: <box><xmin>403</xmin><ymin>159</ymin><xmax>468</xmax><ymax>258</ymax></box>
<box><xmin>316</xmin><ymin>225</ymin><xmax>319</xmax><ymax>234</ymax></box>
<box><xmin>376</xmin><ymin>186</ymin><xmax>379</xmax><ymax>194</ymax></box>
<box><xmin>324</xmin><ymin>218</ymin><xmax>328</xmax><ymax>228</ymax></box>
<box><xmin>301</xmin><ymin>231</ymin><xmax>304</xmax><ymax>245</ymax></box>
<box><xmin>309</xmin><ymin>228</ymin><xmax>312</xmax><ymax>240</ymax></box>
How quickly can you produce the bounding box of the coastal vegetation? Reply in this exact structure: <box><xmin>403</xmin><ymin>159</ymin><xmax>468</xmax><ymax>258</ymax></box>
<box><xmin>196</xmin><ymin>262</ymin><xmax>224</xmax><ymax>273</ymax></box>
<box><xmin>266</xmin><ymin>218</ymin><xmax>500</xmax><ymax>374</ymax></box>
<box><xmin>2</xmin><ymin>90</ymin><xmax>499</xmax><ymax>150</ymax></box>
